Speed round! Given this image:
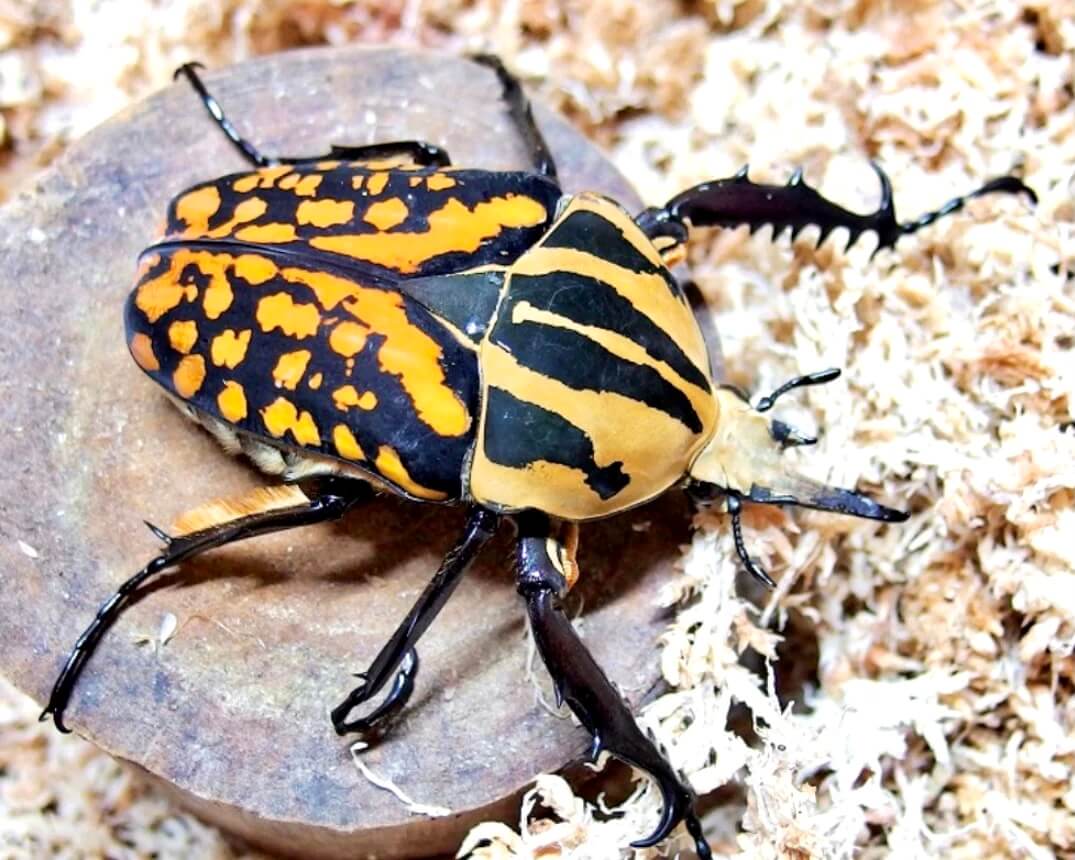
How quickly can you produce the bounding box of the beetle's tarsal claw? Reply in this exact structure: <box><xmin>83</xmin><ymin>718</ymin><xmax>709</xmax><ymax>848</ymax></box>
<box><xmin>143</xmin><ymin>520</ymin><xmax>172</xmax><ymax>545</ymax></box>
<box><xmin>38</xmin><ymin>705</ymin><xmax>70</xmax><ymax>734</ymax></box>
<box><xmin>172</xmin><ymin>60</ymin><xmax>205</xmax><ymax>81</ymax></box>
<box><xmin>332</xmin><ymin>649</ymin><xmax>420</xmax><ymax>736</ymax></box>
<box><xmin>629</xmin><ymin>775</ymin><xmax>684</xmax><ymax>849</ymax></box>
<box><xmin>629</xmin><ymin>774</ymin><xmax>711</xmax><ymax>857</ymax></box>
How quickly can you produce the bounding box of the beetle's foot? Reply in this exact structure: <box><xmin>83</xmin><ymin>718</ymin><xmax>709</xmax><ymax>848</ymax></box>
<box><xmin>331</xmin><ymin>649</ymin><xmax>418</xmax><ymax>735</ymax></box>
<box><xmin>627</xmin><ymin>764</ymin><xmax>710</xmax><ymax>859</ymax></box>
<box><xmin>38</xmin><ymin>701</ymin><xmax>71</xmax><ymax>734</ymax></box>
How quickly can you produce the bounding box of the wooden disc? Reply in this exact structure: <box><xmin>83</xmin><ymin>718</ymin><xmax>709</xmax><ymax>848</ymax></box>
<box><xmin>0</xmin><ymin>46</ymin><xmax>695</xmax><ymax>858</ymax></box>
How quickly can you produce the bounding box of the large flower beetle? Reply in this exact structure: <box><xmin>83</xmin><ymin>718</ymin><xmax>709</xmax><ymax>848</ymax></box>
<box><xmin>40</xmin><ymin>55</ymin><xmax>1034</xmax><ymax>856</ymax></box>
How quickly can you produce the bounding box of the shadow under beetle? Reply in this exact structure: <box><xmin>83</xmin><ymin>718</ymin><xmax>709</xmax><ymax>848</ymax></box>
<box><xmin>41</xmin><ymin>54</ymin><xmax>1035</xmax><ymax>857</ymax></box>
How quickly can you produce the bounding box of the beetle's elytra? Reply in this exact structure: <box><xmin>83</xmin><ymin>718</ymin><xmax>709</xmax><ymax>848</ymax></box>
<box><xmin>41</xmin><ymin>55</ymin><xmax>1035</xmax><ymax>856</ymax></box>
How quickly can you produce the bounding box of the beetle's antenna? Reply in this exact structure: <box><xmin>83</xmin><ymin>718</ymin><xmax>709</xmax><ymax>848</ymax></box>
<box><xmin>756</xmin><ymin>367</ymin><xmax>841</xmax><ymax>412</ymax></box>
<box><xmin>727</xmin><ymin>495</ymin><xmax>775</xmax><ymax>588</ymax></box>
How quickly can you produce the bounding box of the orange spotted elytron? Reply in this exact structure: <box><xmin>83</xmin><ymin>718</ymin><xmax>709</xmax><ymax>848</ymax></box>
<box><xmin>42</xmin><ymin>55</ymin><xmax>1035</xmax><ymax>856</ymax></box>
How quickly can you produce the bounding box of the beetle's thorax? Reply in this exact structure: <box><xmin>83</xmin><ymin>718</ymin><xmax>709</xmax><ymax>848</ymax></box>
<box><xmin>467</xmin><ymin>192</ymin><xmax>719</xmax><ymax>520</ymax></box>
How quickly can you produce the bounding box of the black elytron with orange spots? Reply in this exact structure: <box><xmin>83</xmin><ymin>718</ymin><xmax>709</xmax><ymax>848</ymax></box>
<box><xmin>42</xmin><ymin>56</ymin><xmax>1034</xmax><ymax>857</ymax></box>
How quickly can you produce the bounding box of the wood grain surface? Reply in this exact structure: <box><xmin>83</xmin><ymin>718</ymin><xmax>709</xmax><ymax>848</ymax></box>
<box><xmin>0</xmin><ymin>46</ymin><xmax>696</xmax><ymax>858</ymax></box>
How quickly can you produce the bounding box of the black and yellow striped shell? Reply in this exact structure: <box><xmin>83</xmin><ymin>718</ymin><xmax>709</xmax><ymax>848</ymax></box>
<box><xmin>125</xmin><ymin>161</ymin><xmax>718</xmax><ymax>519</ymax></box>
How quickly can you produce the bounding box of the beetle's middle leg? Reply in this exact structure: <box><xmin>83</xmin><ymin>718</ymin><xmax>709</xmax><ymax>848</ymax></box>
<box><xmin>331</xmin><ymin>506</ymin><xmax>500</xmax><ymax>736</ymax></box>
<box><xmin>515</xmin><ymin>513</ymin><xmax>713</xmax><ymax>859</ymax></box>
<box><xmin>174</xmin><ymin>63</ymin><xmax>451</xmax><ymax>169</ymax></box>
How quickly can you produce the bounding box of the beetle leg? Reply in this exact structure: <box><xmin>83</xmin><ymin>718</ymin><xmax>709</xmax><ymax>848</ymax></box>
<box><xmin>40</xmin><ymin>479</ymin><xmax>371</xmax><ymax>734</ymax></box>
<box><xmin>331</xmin><ymin>506</ymin><xmax>500</xmax><ymax>736</ymax></box>
<box><xmin>636</xmin><ymin>162</ymin><xmax>1035</xmax><ymax>256</ymax></box>
<box><xmin>471</xmin><ymin>54</ymin><xmax>558</xmax><ymax>181</ymax></box>
<box><xmin>725</xmin><ymin>494</ymin><xmax>775</xmax><ymax>588</ymax></box>
<box><xmin>515</xmin><ymin>512</ymin><xmax>712</xmax><ymax>859</ymax></box>
<box><xmin>174</xmin><ymin>63</ymin><xmax>451</xmax><ymax>168</ymax></box>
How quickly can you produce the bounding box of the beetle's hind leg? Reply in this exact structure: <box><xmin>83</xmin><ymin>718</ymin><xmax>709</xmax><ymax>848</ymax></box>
<box><xmin>471</xmin><ymin>54</ymin><xmax>558</xmax><ymax>181</ymax></box>
<box><xmin>41</xmin><ymin>479</ymin><xmax>372</xmax><ymax>733</ymax></box>
<box><xmin>515</xmin><ymin>513</ymin><xmax>712</xmax><ymax>859</ymax></box>
<box><xmin>174</xmin><ymin>63</ymin><xmax>451</xmax><ymax>168</ymax></box>
<box><xmin>331</xmin><ymin>506</ymin><xmax>500</xmax><ymax>736</ymax></box>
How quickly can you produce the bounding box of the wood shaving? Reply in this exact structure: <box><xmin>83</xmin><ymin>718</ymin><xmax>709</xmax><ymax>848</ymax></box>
<box><xmin>1</xmin><ymin>1</ymin><xmax>1070</xmax><ymax>858</ymax></box>
<box><xmin>349</xmin><ymin>742</ymin><xmax>451</xmax><ymax>819</ymax></box>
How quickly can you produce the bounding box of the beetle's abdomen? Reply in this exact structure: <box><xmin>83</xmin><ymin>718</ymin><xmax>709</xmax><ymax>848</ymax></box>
<box><xmin>126</xmin><ymin>248</ymin><xmax>477</xmax><ymax>502</ymax></box>
<box><xmin>469</xmin><ymin>193</ymin><xmax>717</xmax><ymax>520</ymax></box>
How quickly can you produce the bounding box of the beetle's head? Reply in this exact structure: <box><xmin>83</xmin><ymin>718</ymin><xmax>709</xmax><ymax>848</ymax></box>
<box><xmin>687</xmin><ymin>378</ymin><xmax>907</xmax><ymax>524</ymax></box>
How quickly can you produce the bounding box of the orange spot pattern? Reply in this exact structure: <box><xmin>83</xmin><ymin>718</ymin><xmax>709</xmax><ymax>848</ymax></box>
<box><xmin>308</xmin><ymin>194</ymin><xmax>548</xmax><ymax>274</ymax></box>
<box><xmin>297</xmin><ymin>199</ymin><xmax>355</xmax><ymax>228</ymax></box>
<box><xmin>135</xmin><ymin>250</ymin><xmax>241</xmax><ymax>323</ymax></box>
<box><xmin>261</xmin><ymin>396</ymin><xmax>321</xmax><ymax>446</ymax></box>
<box><xmin>217</xmin><ymin>380</ymin><xmax>248</xmax><ymax>422</ymax></box>
<box><xmin>256</xmin><ymin>292</ymin><xmax>321</xmax><ymax>339</ymax></box>
<box><xmin>366</xmin><ymin>173</ymin><xmax>389</xmax><ymax>195</ymax></box>
<box><xmin>364</xmin><ymin>198</ymin><xmax>409</xmax><ymax>230</ymax></box>
<box><xmin>425</xmin><ymin>174</ymin><xmax>456</xmax><ymax>191</ymax></box>
<box><xmin>328</xmin><ymin>320</ymin><xmax>368</xmax><ymax>358</ymax></box>
<box><xmin>234</xmin><ymin>254</ymin><xmax>278</xmax><ymax>285</ymax></box>
<box><xmin>168</xmin><ymin>320</ymin><xmax>199</xmax><ymax>354</ymax></box>
<box><xmin>129</xmin><ymin>333</ymin><xmax>159</xmax><ymax>371</ymax></box>
<box><xmin>211</xmin><ymin>328</ymin><xmax>252</xmax><ymax>369</ymax></box>
<box><xmin>281</xmin><ymin>268</ymin><xmax>470</xmax><ymax>436</ymax></box>
<box><xmin>173</xmin><ymin>354</ymin><xmax>206</xmax><ymax>398</ymax></box>
<box><xmin>332</xmin><ymin>424</ymin><xmax>365</xmax><ymax>461</ymax></box>
<box><xmin>332</xmin><ymin>385</ymin><xmax>378</xmax><ymax>412</ymax></box>
<box><xmin>375</xmin><ymin>446</ymin><xmax>447</xmax><ymax>501</ymax></box>
<box><xmin>272</xmin><ymin>350</ymin><xmax>312</xmax><ymax>390</ymax></box>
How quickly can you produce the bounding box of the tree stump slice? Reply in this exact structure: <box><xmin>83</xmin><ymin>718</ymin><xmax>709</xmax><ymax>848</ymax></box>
<box><xmin>0</xmin><ymin>46</ymin><xmax>696</xmax><ymax>859</ymax></box>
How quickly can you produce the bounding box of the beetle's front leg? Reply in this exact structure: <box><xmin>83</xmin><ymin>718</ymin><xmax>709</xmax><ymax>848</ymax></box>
<box><xmin>514</xmin><ymin>513</ymin><xmax>712</xmax><ymax>859</ymax></box>
<box><xmin>636</xmin><ymin>163</ymin><xmax>1034</xmax><ymax>257</ymax></box>
<box><xmin>331</xmin><ymin>506</ymin><xmax>500</xmax><ymax>736</ymax></box>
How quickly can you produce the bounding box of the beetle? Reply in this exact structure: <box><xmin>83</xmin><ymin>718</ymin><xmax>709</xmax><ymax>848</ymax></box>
<box><xmin>40</xmin><ymin>55</ymin><xmax>1034</xmax><ymax>857</ymax></box>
